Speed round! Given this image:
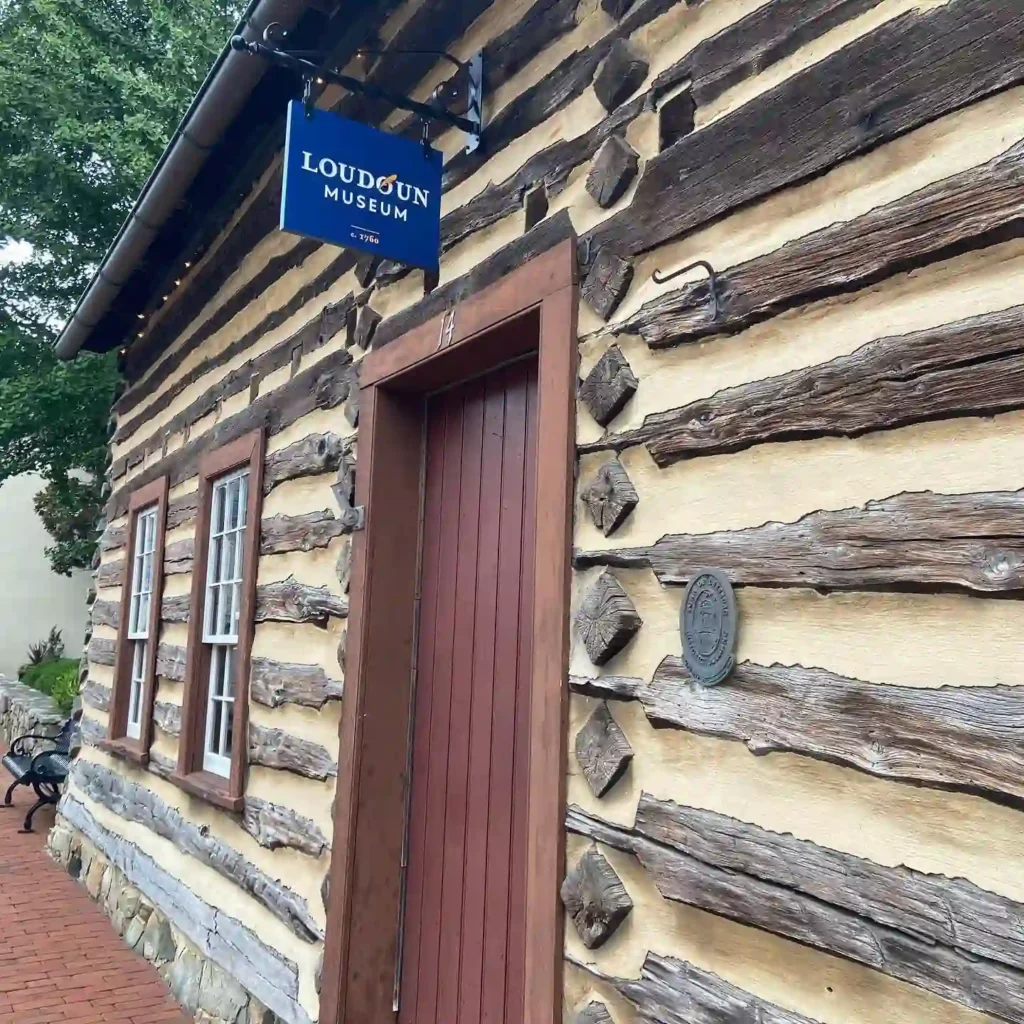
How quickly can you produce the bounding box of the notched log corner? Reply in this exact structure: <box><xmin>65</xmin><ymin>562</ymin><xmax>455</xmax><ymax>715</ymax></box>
<box><xmin>576</xmin><ymin>701</ymin><xmax>634</xmax><ymax>798</ymax></box>
<box><xmin>579</xmin><ymin>345</ymin><xmax>638</xmax><ymax>426</ymax></box>
<box><xmin>561</xmin><ymin>845</ymin><xmax>633</xmax><ymax>948</ymax></box>
<box><xmin>582</xmin><ymin>250</ymin><xmax>634</xmax><ymax>321</ymax></box>
<box><xmin>594</xmin><ymin>38</ymin><xmax>649</xmax><ymax>113</ymax></box>
<box><xmin>586</xmin><ymin>136</ymin><xmax>640</xmax><ymax>209</ymax></box>
<box><xmin>576</xmin><ymin>571</ymin><xmax>641</xmax><ymax>666</ymax></box>
<box><xmin>581</xmin><ymin>457</ymin><xmax>638</xmax><ymax>536</ymax></box>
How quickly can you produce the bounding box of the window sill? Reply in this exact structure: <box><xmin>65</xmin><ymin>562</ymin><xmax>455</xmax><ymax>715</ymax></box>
<box><xmin>96</xmin><ymin>738</ymin><xmax>149</xmax><ymax>767</ymax></box>
<box><xmin>169</xmin><ymin>769</ymin><xmax>244</xmax><ymax>813</ymax></box>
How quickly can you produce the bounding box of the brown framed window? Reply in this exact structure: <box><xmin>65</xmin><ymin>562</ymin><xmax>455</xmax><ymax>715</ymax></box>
<box><xmin>173</xmin><ymin>429</ymin><xmax>264</xmax><ymax>811</ymax></box>
<box><xmin>104</xmin><ymin>476</ymin><xmax>168</xmax><ymax>763</ymax></box>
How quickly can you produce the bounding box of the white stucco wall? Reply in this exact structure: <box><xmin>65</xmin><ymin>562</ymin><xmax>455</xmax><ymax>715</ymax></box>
<box><xmin>0</xmin><ymin>473</ymin><xmax>91</xmax><ymax>678</ymax></box>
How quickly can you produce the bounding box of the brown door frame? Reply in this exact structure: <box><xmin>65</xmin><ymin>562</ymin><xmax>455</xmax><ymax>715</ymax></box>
<box><xmin>320</xmin><ymin>238</ymin><xmax>578</xmax><ymax>1024</ymax></box>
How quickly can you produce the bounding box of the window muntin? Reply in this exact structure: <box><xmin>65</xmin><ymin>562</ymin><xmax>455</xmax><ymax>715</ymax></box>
<box><xmin>202</xmin><ymin>468</ymin><xmax>249</xmax><ymax>775</ymax></box>
<box><xmin>125</xmin><ymin>506</ymin><xmax>157</xmax><ymax>740</ymax></box>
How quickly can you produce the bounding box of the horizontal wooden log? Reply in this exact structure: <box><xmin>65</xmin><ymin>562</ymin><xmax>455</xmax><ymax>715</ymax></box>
<box><xmin>155</xmin><ymin>643</ymin><xmax>186</xmax><ymax>682</ymax></box>
<box><xmin>254</xmin><ymin>577</ymin><xmax>348</xmax><ymax>627</ymax></box>
<box><xmin>567</xmin><ymin>801</ymin><xmax>1024</xmax><ymax>1021</ymax></box>
<box><xmin>116</xmin><ymin>284</ymin><xmax>356</xmax><ymax>471</ymax></box>
<box><xmin>569</xmin><ymin>950</ymin><xmax>820</xmax><ymax>1024</ymax></box>
<box><xmin>249</xmin><ymin>657</ymin><xmax>344</xmax><ymax>709</ymax></box>
<box><xmin>618</xmin><ymin>137</ymin><xmax>1024</xmax><ymax>349</ymax></box>
<box><xmin>161</xmin><ymin>595</ymin><xmax>190</xmax><ymax>624</ymax></box>
<box><xmin>147</xmin><ymin>750</ymin><xmax>176</xmax><ymax>780</ymax></box>
<box><xmin>261</xmin><ymin>510</ymin><xmax>348</xmax><ymax>555</ymax></box>
<box><xmin>568</xmin><ymin>673</ymin><xmax>641</xmax><ymax>701</ymax></box>
<box><xmin>152</xmin><ymin>701</ymin><xmax>182</xmax><ymax>737</ymax></box>
<box><xmin>164</xmin><ymin>539</ymin><xmax>194</xmax><ymax>576</ymax></box>
<box><xmin>88</xmin><ymin>637</ymin><xmax>116</xmax><ymax>668</ymax></box>
<box><xmin>374</xmin><ymin>210</ymin><xmax>576</xmax><ymax>350</ymax></box>
<box><xmin>96</xmin><ymin>560</ymin><xmax>124</xmax><ymax>590</ymax></box>
<box><xmin>653</xmin><ymin>0</ymin><xmax>878</xmax><ymax>110</ymax></box>
<box><xmin>248</xmin><ymin>724</ymin><xmax>338</xmax><ymax>781</ymax></box>
<box><xmin>72</xmin><ymin>759</ymin><xmax>322</xmax><ymax>942</ymax></box>
<box><xmin>591</xmin><ymin>305</ymin><xmax>1024</xmax><ymax>464</ymax></box>
<box><xmin>263</xmin><ymin>433</ymin><xmax>350</xmax><ymax>495</ymax></box>
<box><xmin>80</xmin><ymin>680</ymin><xmax>112</xmax><ymax>713</ymax></box>
<box><xmin>108</xmin><ymin>351</ymin><xmax>354</xmax><ymax>521</ymax></box>
<box><xmin>91</xmin><ymin>600</ymin><xmax>120</xmax><ymax>630</ymax></box>
<box><xmin>575</xmin><ymin>488</ymin><xmax>1024</xmax><ymax>593</ymax></box>
<box><xmin>242</xmin><ymin>795</ymin><xmax>330</xmax><ymax>857</ymax></box>
<box><xmin>635</xmin><ymin>656</ymin><xmax>1024</xmax><ymax>807</ymax></box>
<box><xmin>100</xmin><ymin>524</ymin><xmax>127</xmax><ymax>552</ymax></box>
<box><xmin>584</xmin><ymin>1</ymin><xmax>1024</xmax><ymax>268</ymax></box>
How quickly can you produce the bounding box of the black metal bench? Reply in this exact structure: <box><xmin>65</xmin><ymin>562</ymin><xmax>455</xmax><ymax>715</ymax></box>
<box><xmin>2</xmin><ymin>714</ymin><xmax>77</xmax><ymax>833</ymax></box>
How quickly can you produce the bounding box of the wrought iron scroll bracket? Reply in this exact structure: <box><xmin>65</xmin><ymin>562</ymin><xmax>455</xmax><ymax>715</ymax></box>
<box><xmin>230</xmin><ymin>26</ymin><xmax>485</xmax><ymax>154</ymax></box>
<box><xmin>652</xmin><ymin>259</ymin><xmax>720</xmax><ymax>321</ymax></box>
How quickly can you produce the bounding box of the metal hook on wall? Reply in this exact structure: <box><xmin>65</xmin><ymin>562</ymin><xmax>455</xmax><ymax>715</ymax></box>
<box><xmin>652</xmin><ymin>259</ymin><xmax>719</xmax><ymax>321</ymax></box>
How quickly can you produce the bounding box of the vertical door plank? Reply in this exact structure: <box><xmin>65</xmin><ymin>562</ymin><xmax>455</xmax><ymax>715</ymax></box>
<box><xmin>459</xmin><ymin>375</ymin><xmax>507</xmax><ymax>1022</ymax></box>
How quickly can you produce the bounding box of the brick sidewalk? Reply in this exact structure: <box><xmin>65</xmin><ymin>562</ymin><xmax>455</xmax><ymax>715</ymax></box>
<box><xmin>0</xmin><ymin>767</ymin><xmax>190</xmax><ymax>1024</ymax></box>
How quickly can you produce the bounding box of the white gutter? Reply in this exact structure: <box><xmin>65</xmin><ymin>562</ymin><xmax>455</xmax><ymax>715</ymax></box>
<box><xmin>55</xmin><ymin>0</ymin><xmax>310</xmax><ymax>360</ymax></box>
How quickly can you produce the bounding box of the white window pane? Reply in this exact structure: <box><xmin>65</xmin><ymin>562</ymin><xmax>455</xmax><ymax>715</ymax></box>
<box><xmin>219</xmin><ymin>530</ymin><xmax>237</xmax><ymax>589</ymax></box>
<box><xmin>213</xmin><ymin>482</ymin><xmax>227</xmax><ymax>535</ymax></box>
<box><xmin>237</xmin><ymin>472</ymin><xmax>249</xmax><ymax>529</ymax></box>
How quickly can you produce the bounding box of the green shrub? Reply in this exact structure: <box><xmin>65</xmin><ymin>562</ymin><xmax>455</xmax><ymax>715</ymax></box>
<box><xmin>21</xmin><ymin>657</ymin><xmax>80</xmax><ymax>714</ymax></box>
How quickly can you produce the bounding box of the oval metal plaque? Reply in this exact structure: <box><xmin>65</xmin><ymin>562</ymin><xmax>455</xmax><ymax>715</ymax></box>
<box><xmin>680</xmin><ymin>569</ymin><xmax>737</xmax><ymax>686</ymax></box>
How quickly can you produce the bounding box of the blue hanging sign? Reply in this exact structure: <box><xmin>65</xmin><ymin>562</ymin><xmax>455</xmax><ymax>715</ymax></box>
<box><xmin>281</xmin><ymin>101</ymin><xmax>443</xmax><ymax>270</ymax></box>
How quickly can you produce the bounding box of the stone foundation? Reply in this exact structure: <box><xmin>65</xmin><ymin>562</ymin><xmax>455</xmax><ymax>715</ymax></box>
<box><xmin>0</xmin><ymin>676</ymin><xmax>64</xmax><ymax>751</ymax></box>
<box><xmin>47</xmin><ymin>817</ymin><xmax>283</xmax><ymax>1024</ymax></box>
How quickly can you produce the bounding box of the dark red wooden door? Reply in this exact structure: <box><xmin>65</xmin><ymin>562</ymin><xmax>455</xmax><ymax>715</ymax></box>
<box><xmin>398</xmin><ymin>358</ymin><xmax>538</xmax><ymax>1024</ymax></box>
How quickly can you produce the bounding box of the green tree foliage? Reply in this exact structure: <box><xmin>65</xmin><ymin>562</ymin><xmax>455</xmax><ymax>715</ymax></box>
<box><xmin>0</xmin><ymin>0</ymin><xmax>240</xmax><ymax>572</ymax></box>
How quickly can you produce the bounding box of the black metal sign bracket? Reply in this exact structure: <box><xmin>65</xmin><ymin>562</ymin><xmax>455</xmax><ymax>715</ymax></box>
<box><xmin>230</xmin><ymin>24</ymin><xmax>484</xmax><ymax>155</ymax></box>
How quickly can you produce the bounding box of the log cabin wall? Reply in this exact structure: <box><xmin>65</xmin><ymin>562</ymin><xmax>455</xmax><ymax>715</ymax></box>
<box><xmin>64</xmin><ymin>0</ymin><xmax>1024</xmax><ymax>1021</ymax></box>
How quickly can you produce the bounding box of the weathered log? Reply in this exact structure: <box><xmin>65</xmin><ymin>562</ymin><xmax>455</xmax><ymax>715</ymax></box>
<box><xmin>77</xmin><ymin>715</ymin><xmax>105</xmax><ymax>749</ymax></box>
<box><xmin>569</xmin><ymin>674</ymin><xmax>642</xmax><ymax>701</ymax></box>
<box><xmin>254</xmin><ymin>577</ymin><xmax>348</xmax><ymax>627</ymax></box>
<box><xmin>581</xmin><ymin>249</ymin><xmax>634</xmax><ymax>321</ymax></box>
<box><xmin>156</xmin><ymin>644</ymin><xmax>187</xmax><ymax>682</ymax></box>
<box><xmin>249</xmin><ymin>657</ymin><xmax>344</xmax><ymax>709</ymax></box>
<box><xmin>586</xmin><ymin>135</ymin><xmax>640</xmax><ymax>209</ymax></box>
<box><xmin>108</xmin><ymin>352</ymin><xmax>354</xmax><ymax>520</ymax></box>
<box><xmin>575</xmin><ymin>701</ymin><xmax>633</xmax><ymax>797</ymax></box>
<box><xmin>570</xmin><ymin>951</ymin><xmax>821</xmax><ymax>1024</ymax></box>
<box><xmin>576</xmin><ymin>572</ymin><xmax>641</xmax><ymax>666</ymax></box>
<box><xmin>152</xmin><ymin>701</ymin><xmax>182</xmax><ymax>737</ymax></box>
<box><xmin>261</xmin><ymin>511</ymin><xmax>347</xmax><ymax>556</ymax></box>
<box><xmin>71</xmin><ymin>760</ymin><xmax>322</xmax><ymax>942</ymax></box>
<box><xmin>574</xmin><ymin>1002</ymin><xmax>614</xmax><ymax>1024</ymax></box>
<box><xmin>164</xmin><ymin>539</ymin><xmax>195</xmax><ymax>576</ymax></box>
<box><xmin>654</xmin><ymin>0</ymin><xmax>879</xmax><ymax>110</ymax></box>
<box><xmin>167</xmin><ymin>491</ymin><xmax>200</xmax><ymax>531</ymax></box>
<box><xmin>100</xmin><ymin>524</ymin><xmax>128</xmax><ymax>552</ymax></box>
<box><xmin>242</xmin><ymin>796</ymin><xmax>330</xmax><ymax>857</ymax></box>
<box><xmin>91</xmin><ymin>600</ymin><xmax>120</xmax><ymax>630</ymax></box>
<box><xmin>88</xmin><ymin>637</ymin><xmax>117</xmax><ymax>668</ymax></box>
<box><xmin>248</xmin><ymin>724</ymin><xmax>338</xmax><ymax>781</ymax></box>
<box><xmin>579</xmin><ymin>345</ymin><xmax>637</xmax><ymax>427</ymax></box>
<box><xmin>619</xmin><ymin>138</ymin><xmax>1024</xmax><ymax>349</ymax></box>
<box><xmin>161</xmin><ymin>595</ymin><xmax>191</xmax><ymax>624</ymax></box>
<box><xmin>576</xmin><ymin>488</ymin><xmax>1024</xmax><ymax>593</ymax></box>
<box><xmin>96</xmin><ymin>559</ymin><xmax>125</xmax><ymax>590</ymax></box>
<box><xmin>600</xmin><ymin>0</ymin><xmax>634</xmax><ymax>18</ymax></box>
<box><xmin>343</xmin><ymin>373</ymin><xmax>360</xmax><ymax>427</ymax></box>
<box><xmin>373</xmin><ymin>210</ymin><xmax>576</xmax><ymax>350</ymax></box>
<box><xmin>568</xmin><ymin>801</ymin><xmax>1024</xmax><ymax>1021</ymax></box>
<box><xmin>580</xmin><ymin>457</ymin><xmax>638</xmax><ymax>536</ymax></box>
<box><xmin>632</xmin><ymin>656</ymin><xmax>1024</xmax><ymax>807</ymax></box>
<box><xmin>80</xmin><ymin>680</ymin><xmax>112</xmax><ymax>713</ymax></box>
<box><xmin>147</xmin><ymin>750</ymin><xmax>176</xmax><ymax>780</ymax></box>
<box><xmin>263</xmin><ymin>433</ymin><xmax>349</xmax><ymax>495</ymax></box>
<box><xmin>561</xmin><ymin>845</ymin><xmax>633</xmax><ymax>949</ymax></box>
<box><xmin>594</xmin><ymin>305</ymin><xmax>1024</xmax><ymax>465</ymax></box>
<box><xmin>584</xmin><ymin>1</ymin><xmax>1024</xmax><ymax>268</ymax></box>
<box><xmin>354</xmin><ymin>253</ymin><xmax>381</xmax><ymax>288</ymax></box>
<box><xmin>594</xmin><ymin>38</ymin><xmax>649</xmax><ymax>113</ymax></box>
